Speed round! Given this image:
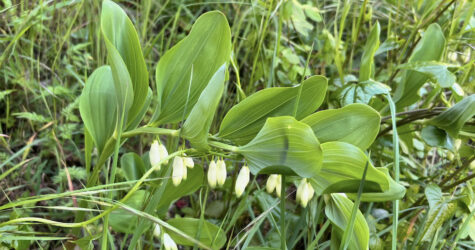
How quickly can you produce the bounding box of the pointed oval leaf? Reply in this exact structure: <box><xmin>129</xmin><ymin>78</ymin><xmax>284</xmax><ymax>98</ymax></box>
<box><xmin>154</xmin><ymin>11</ymin><xmax>232</xmax><ymax>125</ymax></box>
<box><xmin>101</xmin><ymin>0</ymin><xmax>148</xmax><ymax>126</ymax></box>
<box><xmin>237</xmin><ymin>116</ymin><xmax>322</xmax><ymax>177</ymax></box>
<box><xmin>301</xmin><ymin>103</ymin><xmax>380</xmax><ymax>150</ymax></box>
<box><xmin>429</xmin><ymin>95</ymin><xmax>475</xmax><ymax>138</ymax></box>
<box><xmin>325</xmin><ymin>193</ymin><xmax>369</xmax><ymax>250</ymax></box>
<box><xmin>394</xmin><ymin>23</ymin><xmax>445</xmax><ymax>108</ymax></box>
<box><xmin>165</xmin><ymin>217</ymin><xmax>226</xmax><ymax>250</ymax></box>
<box><xmin>120</xmin><ymin>152</ymin><xmax>146</xmax><ymax>181</ymax></box>
<box><xmin>219</xmin><ymin>75</ymin><xmax>328</xmax><ymax>145</ymax></box>
<box><xmin>359</xmin><ymin>22</ymin><xmax>380</xmax><ymax>81</ymax></box>
<box><xmin>182</xmin><ymin>65</ymin><xmax>226</xmax><ymax>149</ymax></box>
<box><xmin>79</xmin><ymin>66</ymin><xmax>117</xmax><ymax>154</ymax></box>
<box><xmin>347</xmin><ymin>168</ymin><xmax>406</xmax><ymax>202</ymax></box>
<box><xmin>309</xmin><ymin>142</ymin><xmax>389</xmax><ymax>195</ymax></box>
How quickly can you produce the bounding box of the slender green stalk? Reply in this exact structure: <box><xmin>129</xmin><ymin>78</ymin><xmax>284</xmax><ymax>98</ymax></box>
<box><xmin>280</xmin><ymin>175</ymin><xmax>286</xmax><ymax>250</ymax></box>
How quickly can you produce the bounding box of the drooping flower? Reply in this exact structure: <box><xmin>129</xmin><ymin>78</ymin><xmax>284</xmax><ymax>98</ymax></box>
<box><xmin>266</xmin><ymin>174</ymin><xmax>278</xmax><ymax>194</ymax></box>
<box><xmin>162</xmin><ymin>233</ymin><xmax>178</xmax><ymax>250</ymax></box>
<box><xmin>235</xmin><ymin>166</ymin><xmax>250</xmax><ymax>197</ymax></box>
<box><xmin>207</xmin><ymin>160</ymin><xmax>218</xmax><ymax>188</ymax></box>
<box><xmin>158</xmin><ymin>143</ymin><xmax>169</xmax><ymax>164</ymax></box>
<box><xmin>216</xmin><ymin>159</ymin><xmax>227</xmax><ymax>187</ymax></box>
<box><xmin>149</xmin><ymin>140</ymin><xmax>162</xmax><ymax>170</ymax></box>
<box><xmin>153</xmin><ymin>224</ymin><xmax>161</xmax><ymax>238</ymax></box>
<box><xmin>296</xmin><ymin>178</ymin><xmax>315</xmax><ymax>207</ymax></box>
<box><xmin>183</xmin><ymin>155</ymin><xmax>194</xmax><ymax>169</ymax></box>
<box><xmin>275</xmin><ymin>175</ymin><xmax>282</xmax><ymax>197</ymax></box>
<box><xmin>172</xmin><ymin>156</ymin><xmax>186</xmax><ymax>186</ymax></box>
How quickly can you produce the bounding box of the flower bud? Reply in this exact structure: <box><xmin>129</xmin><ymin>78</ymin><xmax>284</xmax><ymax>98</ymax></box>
<box><xmin>172</xmin><ymin>157</ymin><xmax>186</xmax><ymax>186</ymax></box>
<box><xmin>153</xmin><ymin>224</ymin><xmax>161</xmax><ymax>238</ymax></box>
<box><xmin>149</xmin><ymin>140</ymin><xmax>162</xmax><ymax>170</ymax></box>
<box><xmin>296</xmin><ymin>178</ymin><xmax>315</xmax><ymax>208</ymax></box>
<box><xmin>183</xmin><ymin>156</ymin><xmax>194</xmax><ymax>168</ymax></box>
<box><xmin>162</xmin><ymin>233</ymin><xmax>178</xmax><ymax>250</ymax></box>
<box><xmin>235</xmin><ymin>166</ymin><xmax>250</xmax><ymax>197</ymax></box>
<box><xmin>266</xmin><ymin>174</ymin><xmax>278</xmax><ymax>194</ymax></box>
<box><xmin>207</xmin><ymin>160</ymin><xmax>218</xmax><ymax>188</ymax></box>
<box><xmin>216</xmin><ymin>159</ymin><xmax>227</xmax><ymax>187</ymax></box>
<box><xmin>158</xmin><ymin>144</ymin><xmax>169</xmax><ymax>164</ymax></box>
<box><xmin>275</xmin><ymin>175</ymin><xmax>282</xmax><ymax>197</ymax></box>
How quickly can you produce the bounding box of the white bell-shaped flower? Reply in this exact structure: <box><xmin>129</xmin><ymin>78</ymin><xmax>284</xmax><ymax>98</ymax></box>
<box><xmin>183</xmin><ymin>155</ymin><xmax>194</xmax><ymax>168</ymax></box>
<box><xmin>266</xmin><ymin>174</ymin><xmax>278</xmax><ymax>194</ymax></box>
<box><xmin>296</xmin><ymin>178</ymin><xmax>315</xmax><ymax>208</ymax></box>
<box><xmin>235</xmin><ymin>166</ymin><xmax>250</xmax><ymax>197</ymax></box>
<box><xmin>216</xmin><ymin>159</ymin><xmax>227</xmax><ymax>187</ymax></box>
<box><xmin>149</xmin><ymin>140</ymin><xmax>162</xmax><ymax>170</ymax></box>
<box><xmin>153</xmin><ymin>224</ymin><xmax>161</xmax><ymax>238</ymax></box>
<box><xmin>162</xmin><ymin>233</ymin><xmax>178</xmax><ymax>250</ymax></box>
<box><xmin>158</xmin><ymin>143</ymin><xmax>169</xmax><ymax>164</ymax></box>
<box><xmin>207</xmin><ymin>160</ymin><xmax>218</xmax><ymax>188</ymax></box>
<box><xmin>172</xmin><ymin>156</ymin><xmax>186</xmax><ymax>186</ymax></box>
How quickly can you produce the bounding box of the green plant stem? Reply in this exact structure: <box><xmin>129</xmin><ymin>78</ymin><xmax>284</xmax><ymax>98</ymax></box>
<box><xmin>280</xmin><ymin>175</ymin><xmax>286</xmax><ymax>250</ymax></box>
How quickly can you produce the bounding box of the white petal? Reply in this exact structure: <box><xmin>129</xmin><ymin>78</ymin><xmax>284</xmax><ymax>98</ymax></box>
<box><xmin>163</xmin><ymin>233</ymin><xmax>178</xmax><ymax>250</ymax></box>
<box><xmin>306</xmin><ymin>183</ymin><xmax>315</xmax><ymax>202</ymax></box>
<box><xmin>184</xmin><ymin>157</ymin><xmax>194</xmax><ymax>168</ymax></box>
<box><xmin>158</xmin><ymin>144</ymin><xmax>169</xmax><ymax>164</ymax></box>
<box><xmin>217</xmin><ymin>160</ymin><xmax>227</xmax><ymax>186</ymax></box>
<box><xmin>275</xmin><ymin>175</ymin><xmax>282</xmax><ymax>197</ymax></box>
<box><xmin>266</xmin><ymin>175</ymin><xmax>277</xmax><ymax>194</ymax></box>
<box><xmin>207</xmin><ymin>161</ymin><xmax>217</xmax><ymax>188</ymax></box>
<box><xmin>300</xmin><ymin>181</ymin><xmax>310</xmax><ymax>208</ymax></box>
<box><xmin>235</xmin><ymin>166</ymin><xmax>250</xmax><ymax>197</ymax></box>
<box><xmin>296</xmin><ymin>178</ymin><xmax>307</xmax><ymax>203</ymax></box>
<box><xmin>172</xmin><ymin>157</ymin><xmax>184</xmax><ymax>186</ymax></box>
<box><xmin>153</xmin><ymin>224</ymin><xmax>161</xmax><ymax>238</ymax></box>
<box><xmin>149</xmin><ymin>140</ymin><xmax>161</xmax><ymax>170</ymax></box>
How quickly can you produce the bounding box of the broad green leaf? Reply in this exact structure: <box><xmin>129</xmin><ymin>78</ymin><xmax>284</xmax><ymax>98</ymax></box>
<box><xmin>120</xmin><ymin>152</ymin><xmax>146</xmax><ymax>181</ymax></box>
<box><xmin>153</xmin><ymin>11</ymin><xmax>232</xmax><ymax>125</ymax></box>
<box><xmin>101</xmin><ymin>0</ymin><xmax>148</xmax><ymax>127</ymax></box>
<box><xmin>359</xmin><ymin>22</ymin><xmax>380</xmax><ymax>81</ymax></box>
<box><xmin>394</xmin><ymin>23</ymin><xmax>445</xmax><ymax>108</ymax></box>
<box><xmin>398</xmin><ymin>61</ymin><xmax>456</xmax><ymax>88</ymax></box>
<box><xmin>109</xmin><ymin>190</ymin><xmax>148</xmax><ymax>234</ymax></box>
<box><xmin>237</xmin><ymin>116</ymin><xmax>322</xmax><ymax>177</ymax></box>
<box><xmin>165</xmin><ymin>217</ymin><xmax>226</xmax><ymax>250</ymax></box>
<box><xmin>325</xmin><ymin>194</ymin><xmax>369</xmax><ymax>250</ymax></box>
<box><xmin>301</xmin><ymin>103</ymin><xmax>381</xmax><ymax>150</ymax></box>
<box><xmin>157</xmin><ymin>165</ymin><xmax>204</xmax><ymax>213</ymax></box>
<box><xmin>429</xmin><ymin>95</ymin><xmax>475</xmax><ymax>138</ymax></box>
<box><xmin>126</xmin><ymin>88</ymin><xmax>152</xmax><ymax>131</ymax></box>
<box><xmin>334</xmin><ymin>79</ymin><xmax>390</xmax><ymax>107</ymax></box>
<box><xmin>182</xmin><ymin>65</ymin><xmax>226</xmax><ymax>149</ymax></box>
<box><xmin>421</xmin><ymin>184</ymin><xmax>457</xmax><ymax>242</ymax></box>
<box><xmin>219</xmin><ymin>76</ymin><xmax>328</xmax><ymax>145</ymax></box>
<box><xmin>79</xmin><ymin>66</ymin><xmax>117</xmax><ymax>154</ymax></box>
<box><xmin>309</xmin><ymin>142</ymin><xmax>389</xmax><ymax>195</ymax></box>
<box><xmin>347</xmin><ymin>168</ymin><xmax>406</xmax><ymax>202</ymax></box>
<box><xmin>421</xmin><ymin>125</ymin><xmax>454</xmax><ymax>150</ymax></box>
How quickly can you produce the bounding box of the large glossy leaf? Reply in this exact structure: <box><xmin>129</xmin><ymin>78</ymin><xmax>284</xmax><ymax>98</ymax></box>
<box><xmin>394</xmin><ymin>23</ymin><xmax>445</xmax><ymax>108</ymax></box>
<box><xmin>309</xmin><ymin>142</ymin><xmax>389</xmax><ymax>195</ymax></box>
<box><xmin>219</xmin><ymin>76</ymin><xmax>328</xmax><ymax>145</ymax></box>
<box><xmin>157</xmin><ymin>165</ymin><xmax>204</xmax><ymax>213</ymax></box>
<box><xmin>359</xmin><ymin>22</ymin><xmax>380</xmax><ymax>81</ymax></box>
<box><xmin>347</xmin><ymin>168</ymin><xmax>405</xmax><ymax>202</ymax></box>
<box><xmin>335</xmin><ymin>79</ymin><xmax>391</xmax><ymax>106</ymax></box>
<box><xmin>153</xmin><ymin>11</ymin><xmax>232</xmax><ymax>125</ymax></box>
<box><xmin>301</xmin><ymin>103</ymin><xmax>380</xmax><ymax>150</ymax></box>
<box><xmin>79</xmin><ymin>66</ymin><xmax>117</xmax><ymax>154</ymax></box>
<box><xmin>237</xmin><ymin>116</ymin><xmax>322</xmax><ymax>177</ymax></box>
<box><xmin>101</xmin><ymin>0</ymin><xmax>148</xmax><ymax>127</ymax></box>
<box><xmin>120</xmin><ymin>152</ymin><xmax>146</xmax><ymax>181</ymax></box>
<box><xmin>182</xmin><ymin>65</ymin><xmax>226</xmax><ymax>149</ymax></box>
<box><xmin>165</xmin><ymin>217</ymin><xmax>226</xmax><ymax>250</ymax></box>
<box><xmin>429</xmin><ymin>95</ymin><xmax>475</xmax><ymax>138</ymax></box>
<box><xmin>109</xmin><ymin>190</ymin><xmax>148</xmax><ymax>234</ymax></box>
<box><xmin>325</xmin><ymin>194</ymin><xmax>369</xmax><ymax>250</ymax></box>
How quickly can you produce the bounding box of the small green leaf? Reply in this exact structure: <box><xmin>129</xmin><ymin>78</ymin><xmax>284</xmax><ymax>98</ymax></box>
<box><xmin>153</xmin><ymin>11</ymin><xmax>232</xmax><ymax>125</ymax></box>
<box><xmin>79</xmin><ymin>66</ymin><xmax>117</xmax><ymax>154</ymax></box>
<box><xmin>421</xmin><ymin>125</ymin><xmax>454</xmax><ymax>150</ymax></box>
<box><xmin>101</xmin><ymin>0</ymin><xmax>148</xmax><ymax>127</ymax></box>
<box><xmin>237</xmin><ymin>116</ymin><xmax>322</xmax><ymax>177</ymax></box>
<box><xmin>219</xmin><ymin>76</ymin><xmax>328</xmax><ymax>145</ymax></box>
<box><xmin>429</xmin><ymin>95</ymin><xmax>475</xmax><ymax>138</ymax></box>
<box><xmin>120</xmin><ymin>153</ymin><xmax>146</xmax><ymax>181</ymax></box>
<box><xmin>109</xmin><ymin>190</ymin><xmax>148</xmax><ymax>234</ymax></box>
<box><xmin>309</xmin><ymin>142</ymin><xmax>389</xmax><ymax>195</ymax></box>
<box><xmin>335</xmin><ymin>79</ymin><xmax>391</xmax><ymax>106</ymax></box>
<box><xmin>301</xmin><ymin>103</ymin><xmax>381</xmax><ymax>150</ymax></box>
<box><xmin>182</xmin><ymin>65</ymin><xmax>226</xmax><ymax>149</ymax></box>
<box><xmin>394</xmin><ymin>23</ymin><xmax>446</xmax><ymax>108</ymax></box>
<box><xmin>165</xmin><ymin>217</ymin><xmax>226</xmax><ymax>250</ymax></box>
<box><xmin>359</xmin><ymin>22</ymin><xmax>380</xmax><ymax>81</ymax></box>
<box><xmin>325</xmin><ymin>194</ymin><xmax>369</xmax><ymax>250</ymax></box>
<box><xmin>157</xmin><ymin>165</ymin><xmax>204</xmax><ymax>213</ymax></box>
<box><xmin>398</xmin><ymin>61</ymin><xmax>456</xmax><ymax>88</ymax></box>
